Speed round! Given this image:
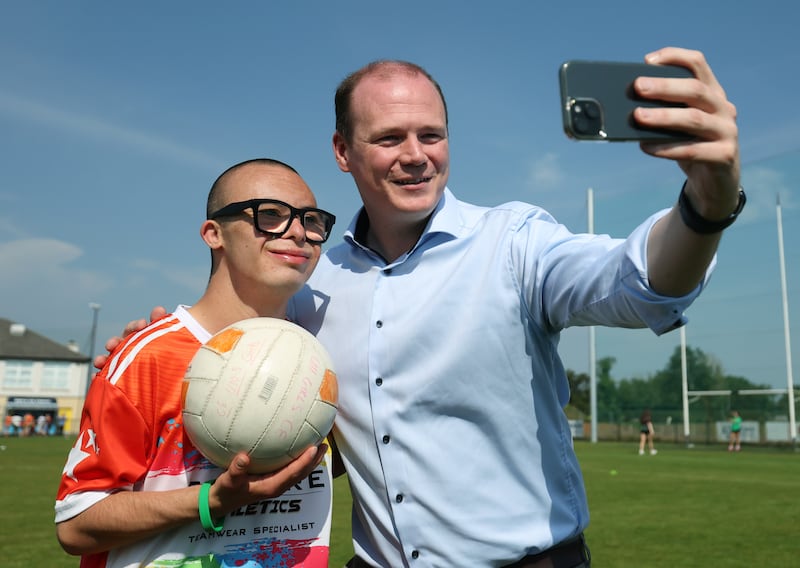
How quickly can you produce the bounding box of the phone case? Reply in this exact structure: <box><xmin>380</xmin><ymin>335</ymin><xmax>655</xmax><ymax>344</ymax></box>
<box><xmin>559</xmin><ymin>60</ymin><xmax>695</xmax><ymax>141</ymax></box>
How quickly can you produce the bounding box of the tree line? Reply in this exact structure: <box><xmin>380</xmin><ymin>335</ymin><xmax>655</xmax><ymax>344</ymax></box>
<box><xmin>566</xmin><ymin>345</ymin><xmax>794</xmax><ymax>424</ymax></box>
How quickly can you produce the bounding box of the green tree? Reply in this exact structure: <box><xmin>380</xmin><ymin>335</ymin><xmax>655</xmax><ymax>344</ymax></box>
<box><xmin>566</xmin><ymin>368</ymin><xmax>590</xmax><ymax>416</ymax></box>
<box><xmin>616</xmin><ymin>377</ymin><xmax>655</xmax><ymax>422</ymax></box>
<box><xmin>596</xmin><ymin>356</ymin><xmax>620</xmax><ymax>422</ymax></box>
<box><xmin>725</xmin><ymin>375</ymin><xmax>786</xmax><ymax>421</ymax></box>
<box><xmin>566</xmin><ymin>345</ymin><xmax>787</xmax><ymax>427</ymax></box>
<box><xmin>651</xmin><ymin>345</ymin><xmax>725</xmax><ymax>422</ymax></box>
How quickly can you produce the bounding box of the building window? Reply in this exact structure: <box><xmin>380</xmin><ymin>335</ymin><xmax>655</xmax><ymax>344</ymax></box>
<box><xmin>3</xmin><ymin>361</ymin><xmax>34</xmax><ymax>389</ymax></box>
<box><xmin>41</xmin><ymin>362</ymin><xmax>71</xmax><ymax>390</ymax></box>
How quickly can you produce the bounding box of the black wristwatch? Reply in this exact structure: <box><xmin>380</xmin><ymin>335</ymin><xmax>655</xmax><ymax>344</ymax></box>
<box><xmin>677</xmin><ymin>181</ymin><xmax>746</xmax><ymax>234</ymax></box>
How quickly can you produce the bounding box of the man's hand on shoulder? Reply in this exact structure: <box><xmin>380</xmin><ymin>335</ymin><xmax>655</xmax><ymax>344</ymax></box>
<box><xmin>94</xmin><ymin>306</ymin><xmax>168</xmax><ymax>370</ymax></box>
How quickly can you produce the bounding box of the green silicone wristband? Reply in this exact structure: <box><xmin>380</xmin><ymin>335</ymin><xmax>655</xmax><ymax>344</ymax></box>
<box><xmin>198</xmin><ymin>481</ymin><xmax>224</xmax><ymax>533</ymax></box>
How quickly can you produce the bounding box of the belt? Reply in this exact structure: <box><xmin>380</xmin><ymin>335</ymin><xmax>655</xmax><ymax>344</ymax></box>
<box><xmin>503</xmin><ymin>534</ymin><xmax>590</xmax><ymax>568</ymax></box>
<box><xmin>346</xmin><ymin>533</ymin><xmax>590</xmax><ymax>568</ymax></box>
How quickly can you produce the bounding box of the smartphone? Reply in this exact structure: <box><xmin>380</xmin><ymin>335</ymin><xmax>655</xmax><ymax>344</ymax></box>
<box><xmin>559</xmin><ymin>60</ymin><xmax>695</xmax><ymax>141</ymax></box>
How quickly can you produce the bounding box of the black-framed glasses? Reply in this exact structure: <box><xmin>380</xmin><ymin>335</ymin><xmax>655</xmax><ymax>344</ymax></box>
<box><xmin>209</xmin><ymin>199</ymin><xmax>336</xmax><ymax>244</ymax></box>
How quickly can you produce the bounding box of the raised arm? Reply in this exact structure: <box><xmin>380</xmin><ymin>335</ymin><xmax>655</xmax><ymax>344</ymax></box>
<box><xmin>634</xmin><ymin>47</ymin><xmax>741</xmax><ymax>296</ymax></box>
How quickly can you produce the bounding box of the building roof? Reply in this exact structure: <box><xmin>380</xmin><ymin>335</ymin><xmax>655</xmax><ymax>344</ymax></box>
<box><xmin>0</xmin><ymin>318</ymin><xmax>90</xmax><ymax>362</ymax></box>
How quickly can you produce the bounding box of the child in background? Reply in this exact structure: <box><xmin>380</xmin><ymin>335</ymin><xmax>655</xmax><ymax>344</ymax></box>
<box><xmin>728</xmin><ymin>410</ymin><xmax>742</xmax><ymax>452</ymax></box>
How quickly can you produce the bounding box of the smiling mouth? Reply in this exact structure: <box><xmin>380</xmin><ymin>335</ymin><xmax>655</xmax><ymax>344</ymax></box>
<box><xmin>395</xmin><ymin>176</ymin><xmax>432</xmax><ymax>186</ymax></box>
<box><xmin>270</xmin><ymin>249</ymin><xmax>310</xmax><ymax>259</ymax></box>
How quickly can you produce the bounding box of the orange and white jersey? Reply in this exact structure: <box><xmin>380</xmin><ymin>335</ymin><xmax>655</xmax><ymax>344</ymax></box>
<box><xmin>55</xmin><ymin>306</ymin><xmax>332</xmax><ymax>568</ymax></box>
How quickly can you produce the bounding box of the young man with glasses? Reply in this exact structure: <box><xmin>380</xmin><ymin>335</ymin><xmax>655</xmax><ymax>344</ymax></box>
<box><xmin>55</xmin><ymin>159</ymin><xmax>336</xmax><ymax>568</ymax></box>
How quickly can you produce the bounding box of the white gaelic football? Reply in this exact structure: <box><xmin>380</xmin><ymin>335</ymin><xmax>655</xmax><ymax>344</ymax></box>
<box><xmin>181</xmin><ymin>317</ymin><xmax>338</xmax><ymax>473</ymax></box>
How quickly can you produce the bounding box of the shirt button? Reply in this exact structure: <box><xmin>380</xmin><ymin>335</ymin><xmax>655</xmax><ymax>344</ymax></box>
<box><xmin>376</xmin><ymin>320</ymin><xmax>383</xmax><ymax>328</ymax></box>
<box><xmin>382</xmin><ymin>435</ymin><xmax>390</xmax><ymax>444</ymax></box>
<box><xmin>395</xmin><ymin>494</ymin><xmax>404</xmax><ymax>503</ymax></box>
<box><xmin>375</xmin><ymin>377</ymin><xmax>383</xmax><ymax>386</ymax></box>
<box><xmin>411</xmin><ymin>550</ymin><xmax>419</xmax><ymax>559</ymax></box>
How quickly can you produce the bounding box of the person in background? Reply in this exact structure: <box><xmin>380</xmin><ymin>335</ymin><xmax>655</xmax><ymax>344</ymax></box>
<box><xmin>56</xmin><ymin>159</ymin><xmax>336</xmax><ymax>568</ymax></box>
<box><xmin>728</xmin><ymin>409</ymin><xmax>743</xmax><ymax>451</ymax></box>
<box><xmin>35</xmin><ymin>413</ymin><xmax>47</xmax><ymax>436</ymax></box>
<box><xmin>106</xmin><ymin>46</ymin><xmax>742</xmax><ymax>567</ymax></box>
<box><xmin>22</xmin><ymin>412</ymin><xmax>34</xmax><ymax>437</ymax></box>
<box><xmin>11</xmin><ymin>414</ymin><xmax>22</xmax><ymax>437</ymax></box>
<box><xmin>639</xmin><ymin>409</ymin><xmax>657</xmax><ymax>455</ymax></box>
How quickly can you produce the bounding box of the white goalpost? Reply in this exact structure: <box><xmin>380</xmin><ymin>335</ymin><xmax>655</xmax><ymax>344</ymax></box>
<box><xmin>680</xmin><ymin>328</ymin><xmax>798</xmax><ymax>446</ymax></box>
<box><xmin>683</xmin><ymin>387</ymin><xmax>796</xmax><ymax>445</ymax></box>
<box><xmin>679</xmin><ymin>195</ymin><xmax>797</xmax><ymax>448</ymax></box>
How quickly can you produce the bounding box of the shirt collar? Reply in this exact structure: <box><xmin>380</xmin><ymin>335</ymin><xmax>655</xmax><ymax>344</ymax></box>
<box><xmin>343</xmin><ymin>187</ymin><xmax>461</xmax><ymax>251</ymax></box>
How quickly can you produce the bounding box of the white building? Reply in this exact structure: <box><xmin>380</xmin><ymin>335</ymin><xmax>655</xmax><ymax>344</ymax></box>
<box><xmin>1</xmin><ymin>317</ymin><xmax>90</xmax><ymax>436</ymax></box>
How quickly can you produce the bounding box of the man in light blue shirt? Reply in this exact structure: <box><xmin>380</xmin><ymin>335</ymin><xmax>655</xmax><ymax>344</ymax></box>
<box><xmin>290</xmin><ymin>47</ymin><xmax>743</xmax><ymax>567</ymax></box>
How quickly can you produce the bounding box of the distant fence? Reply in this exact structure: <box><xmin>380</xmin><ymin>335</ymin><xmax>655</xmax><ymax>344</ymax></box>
<box><xmin>569</xmin><ymin>419</ymin><xmax>799</xmax><ymax>445</ymax></box>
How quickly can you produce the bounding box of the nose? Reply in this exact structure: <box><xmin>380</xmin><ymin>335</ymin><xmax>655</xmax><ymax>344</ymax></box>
<box><xmin>283</xmin><ymin>214</ymin><xmax>307</xmax><ymax>242</ymax></box>
<box><xmin>399</xmin><ymin>137</ymin><xmax>427</xmax><ymax>166</ymax></box>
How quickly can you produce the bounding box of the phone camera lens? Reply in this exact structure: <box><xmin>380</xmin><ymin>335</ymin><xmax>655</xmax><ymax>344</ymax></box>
<box><xmin>570</xmin><ymin>99</ymin><xmax>602</xmax><ymax>136</ymax></box>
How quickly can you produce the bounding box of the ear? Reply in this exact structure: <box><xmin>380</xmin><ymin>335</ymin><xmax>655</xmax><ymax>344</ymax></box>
<box><xmin>332</xmin><ymin>131</ymin><xmax>351</xmax><ymax>173</ymax></box>
<box><xmin>200</xmin><ymin>220</ymin><xmax>224</xmax><ymax>250</ymax></box>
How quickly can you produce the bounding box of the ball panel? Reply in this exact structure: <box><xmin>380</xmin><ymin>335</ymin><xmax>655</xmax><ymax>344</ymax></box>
<box><xmin>181</xmin><ymin>348</ymin><xmax>225</xmax><ymax>416</ymax></box>
<box><xmin>287</xmin><ymin>421</ymin><xmax>327</xmax><ymax>458</ymax></box>
<box><xmin>205</xmin><ymin>326</ymin><xmax>245</xmax><ymax>354</ymax></box>
<box><xmin>182</xmin><ymin>413</ymin><xmax>235</xmax><ymax>468</ymax></box>
<box><xmin>251</xmin><ymin>412</ymin><xmax>301</xmax><ymax>457</ymax></box>
<box><xmin>205</xmin><ymin>329</ymin><xmax>290</xmax><ymax>448</ymax></box>
<box><xmin>305</xmin><ymin>399</ymin><xmax>337</xmax><ymax>441</ymax></box>
<box><xmin>318</xmin><ymin>369</ymin><xmax>338</xmax><ymax>405</ymax></box>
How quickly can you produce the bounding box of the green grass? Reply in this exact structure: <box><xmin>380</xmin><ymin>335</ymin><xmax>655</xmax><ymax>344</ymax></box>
<box><xmin>0</xmin><ymin>436</ymin><xmax>75</xmax><ymax>567</ymax></box>
<box><xmin>330</xmin><ymin>475</ymin><xmax>354</xmax><ymax>566</ymax></box>
<box><xmin>577</xmin><ymin>441</ymin><xmax>800</xmax><ymax>567</ymax></box>
<box><xmin>2</xmin><ymin>437</ymin><xmax>798</xmax><ymax>567</ymax></box>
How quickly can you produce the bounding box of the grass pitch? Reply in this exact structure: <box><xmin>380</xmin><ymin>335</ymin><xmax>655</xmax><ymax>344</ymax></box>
<box><xmin>1</xmin><ymin>436</ymin><xmax>797</xmax><ymax>567</ymax></box>
<box><xmin>578</xmin><ymin>441</ymin><xmax>800</xmax><ymax>567</ymax></box>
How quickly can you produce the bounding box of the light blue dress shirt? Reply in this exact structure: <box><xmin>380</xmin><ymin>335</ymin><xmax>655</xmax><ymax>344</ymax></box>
<box><xmin>289</xmin><ymin>188</ymin><xmax>710</xmax><ymax>567</ymax></box>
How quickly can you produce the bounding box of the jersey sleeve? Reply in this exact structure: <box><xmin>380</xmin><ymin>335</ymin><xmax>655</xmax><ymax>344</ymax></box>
<box><xmin>55</xmin><ymin>360</ymin><xmax>153</xmax><ymax>522</ymax></box>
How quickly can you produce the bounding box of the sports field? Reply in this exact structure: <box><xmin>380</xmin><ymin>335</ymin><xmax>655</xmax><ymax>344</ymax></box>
<box><xmin>2</xmin><ymin>436</ymin><xmax>797</xmax><ymax>567</ymax></box>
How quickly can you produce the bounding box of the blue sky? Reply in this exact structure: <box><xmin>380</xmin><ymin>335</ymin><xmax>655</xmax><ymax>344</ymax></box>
<box><xmin>1</xmin><ymin>1</ymin><xmax>798</xmax><ymax>390</ymax></box>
